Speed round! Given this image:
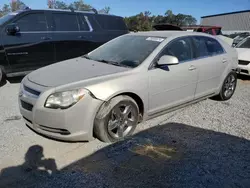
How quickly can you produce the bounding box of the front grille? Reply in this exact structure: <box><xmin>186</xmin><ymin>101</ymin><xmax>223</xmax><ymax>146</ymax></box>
<box><xmin>241</xmin><ymin>69</ymin><xmax>249</xmax><ymax>74</ymax></box>
<box><xmin>21</xmin><ymin>100</ymin><xmax>33</xmax><ymax>111</ymax></box>
<box><xmin>239</xmin><ymin>60</ymin><xmax>249</xmax><ymax>66</ymax></box>
<box><xmin>23</xmin><ymin>85</ymin><xmax>41</xmax><ymax>96</ymax></box>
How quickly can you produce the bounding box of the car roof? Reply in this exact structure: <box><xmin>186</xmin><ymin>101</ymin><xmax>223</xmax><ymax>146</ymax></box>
<box><xmin>129</xmin><ymin>31</ymin><xmax>213</xmax><ymax>38</ymax></box>
<box><xmin>17</xmin><ymin>9</ymin><xmax>120</xmax><ymax>17</ymax></box>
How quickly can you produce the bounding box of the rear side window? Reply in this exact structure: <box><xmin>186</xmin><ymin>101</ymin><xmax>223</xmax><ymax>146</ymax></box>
<box><xmin>78</xmin><ymin>15</ymin><xmax>90</xmax><ymax>31</ymax></box>
<box><xmin>159</xmin><ymin>37</ymin><xmax>193</xmax><ymax>62</ymax></box>
<box><xmin>193</xmin><ymin>36</ymin><xmax>224</xmax><ymax>58</ymax></box>
<box><xmin>52</xmin><ymin>13</ymin><xmax>79</xmax><ymax>31</ymax></box>
<box><xmin>15</xmin><ymin>13</ymin><xmax>47</xmax><ymax>31</ymax></box>
<box><xmin>95</xmin><ymin>15</ymin><xmax>127</xmax><ymax>30</ymax></box>
<box><xmin>204</xmin><ymin>29</ymin><xmax>214</xmax><ymax>35</ymax></box>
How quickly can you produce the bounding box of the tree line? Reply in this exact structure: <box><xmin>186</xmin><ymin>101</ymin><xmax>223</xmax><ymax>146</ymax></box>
<box><xmin>0</xmin><ymin>0</ymin><xmax>110</xmax><ymax>17</ymax></box>
<box><xmin>124</xmin><ymin>10</ymin><xmax>197</xmax><ymax>31</ymax></box>
<box><xmin>0</xmin><ymin>0</ymin><xmax>197</xmax><ymax>31</ymax></box>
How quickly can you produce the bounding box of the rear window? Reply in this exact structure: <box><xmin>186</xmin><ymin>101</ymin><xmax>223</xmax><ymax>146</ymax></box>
<box><xmin>52</xmin><ymin>13</ymin><xmax>79</xmax><ymax>31</ymax></box>
<box><xmin>95</xmin><ymin>15</ymin><xmax>127</xmax><ymax>31</ymax></box>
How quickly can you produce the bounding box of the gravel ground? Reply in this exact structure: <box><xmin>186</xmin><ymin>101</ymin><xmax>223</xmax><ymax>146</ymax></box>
<box><xmin>0</xmin><ymin>76</ymin><xmax>250</xmax><ymax>188</ymax></box>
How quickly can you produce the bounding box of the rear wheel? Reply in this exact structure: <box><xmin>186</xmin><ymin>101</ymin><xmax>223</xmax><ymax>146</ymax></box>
<box><xmin>94</xmin><ymin>95</ymin><xmax>139</xmax><ymax>143</ymax></box>
<box><xmin>216</xmin><ymin>72</ymin><xmax>237</xmax><ymax>101</ymax></box>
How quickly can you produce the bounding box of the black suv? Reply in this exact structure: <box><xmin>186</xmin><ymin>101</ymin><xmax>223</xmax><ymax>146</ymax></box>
<box><xmin>0</xmin><ymin>8</ymin><xmax>128</xmax><ymax>83</ymax></box>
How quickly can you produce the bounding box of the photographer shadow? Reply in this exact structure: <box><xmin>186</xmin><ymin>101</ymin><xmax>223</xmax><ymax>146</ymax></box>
<box><xmin>0</xmin><ymin>145</ymin><xmax>58</xmax><ymax>188</ymax></box>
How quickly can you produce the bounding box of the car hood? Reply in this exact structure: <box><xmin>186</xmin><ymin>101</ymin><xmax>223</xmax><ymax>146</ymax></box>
<box><xmin>236</xmin><ymin>48</ymin><xmax>250</xmax><ymax>61</ymax></box>
<box><xmin>28</xmin><ymin>57</ymin><xmax>131</xmax><ymax>87</ymax></box>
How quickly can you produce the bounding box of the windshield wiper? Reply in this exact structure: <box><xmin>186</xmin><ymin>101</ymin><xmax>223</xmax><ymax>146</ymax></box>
<box><xmin>96</xmin><ymin>59</ymin><xmax>131</xmax><ymax>68</ymax></box>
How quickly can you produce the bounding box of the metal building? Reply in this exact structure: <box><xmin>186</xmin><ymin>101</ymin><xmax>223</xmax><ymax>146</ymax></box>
<box><xmin>201</xmin><ymin>10</ymin><xmax>250</xmax><ymax>34</ymax></box>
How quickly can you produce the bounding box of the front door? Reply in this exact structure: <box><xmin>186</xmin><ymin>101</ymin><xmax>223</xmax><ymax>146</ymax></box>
<box><xmin>148</xmin><ymin>37</ymin><xmax>198</xmax><ymax>115</ymax></box>
<box><xmin>2</xmin><ymin>11</ymin><xmax>55</xmax><ymax>73</ymax></box>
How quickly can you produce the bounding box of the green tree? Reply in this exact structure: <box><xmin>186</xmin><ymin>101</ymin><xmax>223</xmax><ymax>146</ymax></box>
<box><xmin>99</xmin><ymin>6</ymin><xmax>110</xmax><ymax>14</ymax></box>
<box><xmin>125</xmin><ymin>11</ymin><xmax>152</xmax><ymax>31</ymax></box>
<box><xmin>0</xmin><ymin>1</ymin><xmax>26</xmax><ymax>17</ymax></box>
<box><xmin>69</xmin><ymin>0</ymin><xmax>92</xmax><ymax>11</ymax></box>
<box><xmin>0</xmin><ymin>4</ymin><xmax>11</xmax><ymax>17</ymax></box>
<box><xmin>52</xmin><ymin>1</ymin><xmax>68</xmax><ymax>9</ymax></box>
<box><xmin>11</xmin><ymin>0</ymin><xmax>26</xmax><ymax>12</ymax></box>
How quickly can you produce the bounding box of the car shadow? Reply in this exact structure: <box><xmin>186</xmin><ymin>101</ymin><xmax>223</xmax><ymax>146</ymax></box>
<box><xmin>0</xmin><ymin>76</ymin><xmax>24</xmax><ymax>87</ymax></box>
<box><xmin>7</xmin><ymin>76</ymin><xmax>24</xmax><ymax>84</ymax></box>
<box><xmin>238</xmin><ymin>74</ymin><xmax>250</xmax><ymax>81</ymax></box>
<box><xmin>1</xmin><ymin>122</ymin><xmax>249</xmax><ymax>188</ymax></box>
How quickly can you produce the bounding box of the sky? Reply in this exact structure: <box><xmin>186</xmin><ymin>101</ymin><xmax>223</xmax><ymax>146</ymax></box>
<box><xmin>0</xmin><ymin>0</ymin><xmax>250</xmax><ymax>22</ymax></box>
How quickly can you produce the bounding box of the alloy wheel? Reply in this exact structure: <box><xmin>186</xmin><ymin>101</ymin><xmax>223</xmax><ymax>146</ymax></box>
<box><xmin>223</xmin><ymin>74</ymin><xmax>236</xmax><ymax>98</ymax></box>
<box><xmin>107</xmin><ymin>102</ymin><xmax>137</xmax><ymax>139</ymax></box>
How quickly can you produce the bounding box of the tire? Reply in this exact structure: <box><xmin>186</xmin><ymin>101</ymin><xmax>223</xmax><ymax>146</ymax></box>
<box><xmin>215</xmin><ymin>71</ymin><xmax>237</xmax><ymax>101</ymax></box>
<box><xmin>94</xmin><ymin>95</ymin><xmax>139</xmax><ymax>143</ymax></box>
<box><xmin>0</xmin><ymin>66</ymin><xmax>6</xmax><ymax>86</ymax></box>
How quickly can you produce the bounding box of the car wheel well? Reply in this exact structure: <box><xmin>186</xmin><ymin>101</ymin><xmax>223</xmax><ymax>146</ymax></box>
<box><xmin>115</xmin><ymin>92</ymin><xmax>144</xmax><ymax>120</ymax></box>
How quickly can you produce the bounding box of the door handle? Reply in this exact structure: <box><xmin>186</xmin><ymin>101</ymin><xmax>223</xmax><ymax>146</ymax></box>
<box><xmin>188</xmin><ymin>65</ymin><xmax>197</xmax><ymax>71</ymax></box>
<box><xmin>41</xmin><ymin>36</ymin><xmax>52</xmax><ymax>40</ymax></box>
<box><xmin>222</xmin><ymin>59</ymin><xmax>227</xmax><ymax>63</ymax></box>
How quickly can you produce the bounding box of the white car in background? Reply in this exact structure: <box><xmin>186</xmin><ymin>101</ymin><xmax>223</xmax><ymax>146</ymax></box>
<box><xmin>235</xmin><ymin>36</ymin><xmax>250</xmax><ymax>76</ymax></box>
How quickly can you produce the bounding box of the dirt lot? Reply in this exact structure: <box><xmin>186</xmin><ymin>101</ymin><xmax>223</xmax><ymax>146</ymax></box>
<box><xmin>0</xmin><ymin>76</ymin><xmax>249</xmax><ymax>188</ymax></box>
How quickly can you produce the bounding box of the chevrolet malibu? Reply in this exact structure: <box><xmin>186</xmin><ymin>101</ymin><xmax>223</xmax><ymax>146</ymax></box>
<box><xmin>19</xmin><ymin>31</ymin><xmax>238</xmax><ymax>142</ymax></box>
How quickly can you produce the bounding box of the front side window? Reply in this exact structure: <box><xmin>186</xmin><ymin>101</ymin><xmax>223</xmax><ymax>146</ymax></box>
<box><xmin>52</xmin><ymin>13</ymin><xmax>79</xmax><ymax>31</ymax></box>
<box><xmin>236</xmin><ymin>37</ymin><xmax>250</xmax><ymax>48</ymax></box>
<box><xmin>214</xmin><ymin>28</ymin><xmax>222</xmax><ymax>35</ymax></box>
<box><xmin>159</xmin><ymin>37</ymin><xmax>193</xmax><ymax>62</ymax></box>
<box><xmin>86</xmin><ymin>35</ymin><xmax>165</xmax><ymax>68</ymax></box>
<box><xmin>15</xmin><ymin>13</ymin><xmax>47</xmax><ymax>31</ymax></box>
<box><xmin>204</xmin><ymin>29</ymin><xmax>214</xmax><ymax>35</ymax></box>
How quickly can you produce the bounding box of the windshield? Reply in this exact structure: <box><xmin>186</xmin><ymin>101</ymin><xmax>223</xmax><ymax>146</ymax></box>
<box><xmin>86</xmin><ymin>35</ymin><xmax>165</xmax><ymax>68</ymax></box>
<box><xmin>236</xmin><ymin>37</ymin><xmax>250</xmax><ymax>48</ymax></box>
<box><xmin>0</xmin><ymin>13</ymin><xmax>15</xmax><ymax>25</ymax></box>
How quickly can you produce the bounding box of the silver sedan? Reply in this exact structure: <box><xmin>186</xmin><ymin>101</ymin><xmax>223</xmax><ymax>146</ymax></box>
<box><xmin>19</xmin><ymin>31</ymin><xmax>238</xmax><ymax>142</ymax></box>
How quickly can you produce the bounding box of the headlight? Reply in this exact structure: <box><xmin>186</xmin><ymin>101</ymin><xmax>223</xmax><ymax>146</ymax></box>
<box><xmin>45</xmin><ymin>89</ymin><xmax>86</xmax><ymax>109</ymax></box>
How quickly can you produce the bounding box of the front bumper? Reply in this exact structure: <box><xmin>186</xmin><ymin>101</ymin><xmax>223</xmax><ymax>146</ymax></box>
<box><xmin>19</xmin><ymin>78</ymin><xmax>103</xmax><ymax>141</ymax></box>
<box><xmin>238</xmin><ymin>64</ymin><xmax>250</xmax><ymax>75</ymax></box>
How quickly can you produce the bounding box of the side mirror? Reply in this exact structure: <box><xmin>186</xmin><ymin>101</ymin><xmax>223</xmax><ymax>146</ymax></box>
<box><xmin>6</xmin><ymin>24</ymin><xmax>20</xmax><ymax>35</ymax></box>
<box><xmin>157</xmin><ymin>55</ymin><xmax>179</xmax><ymax>66</ymax></box>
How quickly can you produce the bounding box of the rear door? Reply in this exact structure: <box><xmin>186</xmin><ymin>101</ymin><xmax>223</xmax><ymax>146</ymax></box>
<box><xmin>49</xmin><ymin>12</ymin><xmax>82</xmax><ymax>62</ymax></box>
<box><xmin>2</xmin><ymin>11</ymin><xmax>54</xmax><ymax>73</ymax></box>
<box><xmin>77</xmin><ymin>13</ymin><xmax>98</xmax><ymax>54</ymax></box>
<box><xmin>192</xmin><ymin>36</ymin><xmax>228</xmax><ymax>99</ymax></box>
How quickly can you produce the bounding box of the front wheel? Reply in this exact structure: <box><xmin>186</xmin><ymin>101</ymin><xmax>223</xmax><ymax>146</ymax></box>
<box><xmin>94</xmin><ymin>95</ymin><xmax>139</xmax><ymax>143</ymax></box>
<box><xmin>216</xmin><ymin>72</ymin><xmax>237</xmax><ymax>101</ymax></box>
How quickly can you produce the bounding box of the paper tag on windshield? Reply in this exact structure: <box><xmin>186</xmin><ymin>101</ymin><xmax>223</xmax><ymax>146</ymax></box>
<box><xmin>146</xmin><ymin>37</ymin><xmax>164</xmax><ymax>42</ymax></box>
